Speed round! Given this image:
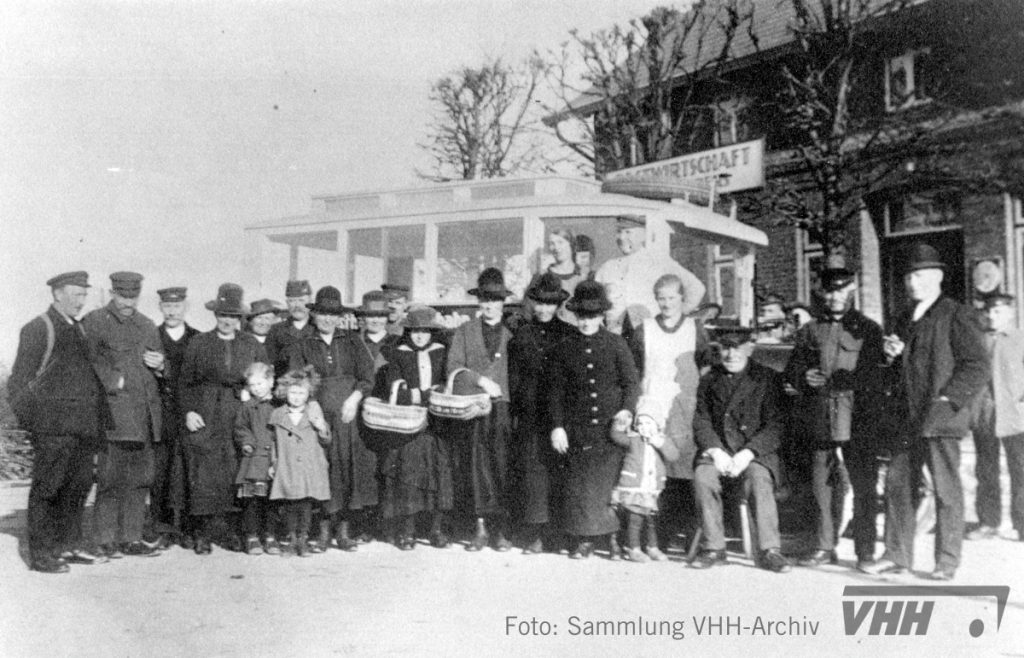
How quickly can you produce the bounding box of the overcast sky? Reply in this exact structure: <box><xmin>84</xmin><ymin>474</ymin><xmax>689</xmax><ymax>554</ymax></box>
<box><xmin>0</xmin><ymin>0</ymin><xmax>664</xmax><ymax>367</ymax></box>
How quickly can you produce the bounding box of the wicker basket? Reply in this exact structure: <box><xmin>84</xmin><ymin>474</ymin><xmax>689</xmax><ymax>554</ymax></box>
<box><xmin>429</xmin><ymin>367</ymin><xmax>493</xmax><ymax>421</ymax></box>
<box><xmin>361</xmin><ymin>380</ymin><xmax>427</xmax><ymax>435</ymax></box>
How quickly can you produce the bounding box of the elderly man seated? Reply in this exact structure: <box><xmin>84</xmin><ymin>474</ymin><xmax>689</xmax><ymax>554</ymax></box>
<box><xmin>690</xmin><ymin>327</ymin><xmax>791</xmax><ymax>573</ymax></box>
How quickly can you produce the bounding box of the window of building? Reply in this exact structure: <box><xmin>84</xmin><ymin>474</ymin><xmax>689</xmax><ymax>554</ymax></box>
<box><xmin>712</xmin><ymin>244</ymin><xmax>739</xmax><ymax>317</ymax></box>
<box><xmin>713</xmin><ymin>98</ymin><xmax>750</xmax><ymax>147</ymax></box>
<box><xmin>885</xmin><ymin>48</ymin><xmax>932</xmax><ymax>112</ymax></box>
<box><xmin>435</xmin><ymin>218</ymin><xmax>526</xmax><ymax>302</ymax></box>
<box><xmin>884</xmin><ymin>191</ymin><xmax>960</xmax><ymax>235</ymax></box>
<box><xmin>346</xmin><ymin>224</ymin><xmax>425</xmax><ymax>304</ymax></box>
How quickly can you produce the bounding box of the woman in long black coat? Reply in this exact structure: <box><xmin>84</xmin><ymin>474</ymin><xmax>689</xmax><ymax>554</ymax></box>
<box><xmin>286</xmin><ymin>286</ymin><xmax>376</xmax><ymax>551</ymax></box>
<box><xmin>508</xmin><ymin>272</ymin><xmax>573</xmax><ymax>553</ymax></box>
<box><xmin>548</xmin><ymin>280</ymin><xmax>639</xmax><ymax>559</ymax></box>
<box><xmin>180</xmin><ymin>284</ymin><xmax>267</xmax><ymax>554</ymax></box>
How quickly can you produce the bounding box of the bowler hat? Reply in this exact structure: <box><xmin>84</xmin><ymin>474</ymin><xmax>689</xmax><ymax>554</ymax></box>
<box><xmin>355</xmin><ymin>290</ymin><xmax>391</xmax><ymax>317</ymax></box>
<box><xmin>711</xmin><ymin>325</ymin><xmax>756</xmax><ymax>348</ymax></box>
<box><xmin>905</xmin><ymin>243</ymin><xmax>946</xmax><ymax>273</ymax></box>
<box><xmin>526</xmin><ymin>272</ymin><xmax>570</xmax><ymax>305</ymax></box>
<box><xmin>819</xmin><ymin>267</ymin><xmax>856</xmax><ymax>292</ymax></box>
<box><xmin>565</xmin><ymin>280</ymin><xmax>612</xmax><ymax>315</ymax></box>
<box><xmin>574</xmin><ymin>234</ymin><xmax>595</xmax><ymax>255</ymax></box>
<box><xmin>306</xmin><ymin>286</ymin><xmax>348</xmax><ymax>315</ymax></box>
<box><xmin>467</xmin><ymin>268</ymin><xmax>512</xmax><ymax>301</ymax></box>
<box><xmin>247</xmin><ymin>298</ymin><xmax>286</xmax><ymax>319</ymax></box>
<box><xmin>403</xmin><ymin>306</ymin><xmax>443</xmax><ymax>331</ymax></box>
<box><xmin>157</xmin><ymin>287</ymin><xmax>187</xmax><ymax>303</ymax></box>
<box><xmin>285</xmin><ymin>280</ymin><xmax>312</xmax><ymax>298</ymax></box>
<box><xmin>47</xmin><ymin>271</ymin><xmax>90</xmax><ymax>289</ymax></box>
<box><xmin>205</xmin><ymin>283</ymin><xmax>247</xmax><ymax>316</ymax></box>
<box><xmin>110</xmin><ymin>271</ymin><xmax>143</xmax><ymax>298</ymax></box>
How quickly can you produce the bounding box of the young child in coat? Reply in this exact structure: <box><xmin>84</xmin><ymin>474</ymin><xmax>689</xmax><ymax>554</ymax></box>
<box><xmin>233</xmin><ymin>362</ymin><xmax>279</xmax><ymax>555</ymax></box>
<box><xmin>269</xmin><ymin>366</ymin><xmax>332</xmax><ymax>557</ymax></box>
<box><xmin>610</xmin><ymin>397</ymin><xmax>680</xmax><ymax>562</ymax></box>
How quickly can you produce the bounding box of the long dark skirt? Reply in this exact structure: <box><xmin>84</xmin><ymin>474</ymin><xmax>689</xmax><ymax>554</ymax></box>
<box><xmin>562</xmin><ymin>426</ymin><xmax>622</xmax><ymax>537</ymax></box>
<box><xmin>516</xmin><ymin>418</ymin><xmax>567</xmax><ymax>526</ymax></box>
<box><xmin>379</xmin><ymin>428</ymin><xmax>454</xmax><ymax>518</ymax></box>
<box><xmin>184</xmin><ymin>436</ymin><xmax>237</xmax><ymax>517</ymax></box>
<box><xmin>319</xmin><ymin>376</ymin><xmax>379</xmax><ymax>515</ymax></box>
<box><xmin>449</xmin><ymin>401</ymin><xmax>511</xmax><ymax>518</ymax></box>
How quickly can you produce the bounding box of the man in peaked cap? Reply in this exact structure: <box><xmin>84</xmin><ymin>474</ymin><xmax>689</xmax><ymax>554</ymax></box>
<box><xmin>595</xmin><ymin>214</ymin><xmax>706</xmax><ymax>335</ymax></box>
<box><xmin>82</xmin><ymin>271</ymin><xmax>165</xmax><ymax>558</ymax></box>
<box><xmin>783</xmin><ymin>267</ymin><xmax>887</xmax><ymax>571</ymax></box>
<box><xmin>267</xmin><ymin>279</ymin><xmax>315</xmax><ymax>375</ymax></box>
<box><xmin>865</xmin><ymin>243</ymin><xmax>989</xmax><ymax>581</ymax></box>
<box><xmin>9</xmin><ymin>272</ymin><xmax>107</xmax><ymax>572</ymax></box>
<box><xmin>149</xmin><ymin>286</ymin><xmax>201</xmax><ymax>548</ymax></box>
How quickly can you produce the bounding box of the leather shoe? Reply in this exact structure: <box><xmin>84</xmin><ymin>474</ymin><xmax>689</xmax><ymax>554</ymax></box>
<box><xmin>690</xmin><ymin>550</ymin><xmax>727</xmax><ymax>569</ymax></box>
<box><xmin>930</xmin><ymin>566</ymin><xmax>956</xmax><ymax>581</ymax></box>
<box><xmin>761</xmin><ymin>549</ymin><xmax>792</xmax><ymax>573</ymax></box>
<box><xmin>396</xmin><ymin>536</ymin><xmax>417</xmax><ymax>551</ymax></box>
<box><xmin>492</xmin><ymin>534</ymin><xmax>512</xmax><ymax>552</ymax></box>
<box><xmin>966</xmin><ymin>525</ymin><xmax>999</xmax><ymax>541</ymax></box>
<box><xmin>522</xmin><ymin>538</ymin><xmax>544</xmax><ymax>555</ymax></box>
<box><xmin>645</xmin><ymin>546</ymin><xmax>667</xmax><ymax>561</ymax></box>
<box><xmin>98</xmin><ymin>543</ymin><xmax>124</xmax><ymax>559</ymax></box>
<box><xmin>122</xmin><ymin>541</ymin><xmax>161</xmax><ymax>557</ymax></box>
<box><xmin>855</xmin><ymin>558</ymin><xmax>877</xmax><ymax>573</ymax></box>
<box><xmin>569</xmin><ymin>541</ymin><xmax>594</xmax><ymax>560</ymax></box>
<box><xmin>194</xmin><ymin>537</ymin><xmax>212</xmax><ymax>555</ymax></box>
<box><xmin>31</xmin><ymin>555</ymin><xmax>69</xmax><ymax>574</ymax></box>
<box><xmin>861</xmin><ymin>558</ymin><xmax>906</xmax><ymax>576</ymax></box>
<box><xmin>429</xmin><ymin>531</ymin><xmax>450</xmax><ymax>549</ymax></box>
<box><xmin>262</xmin><ymin>536</ymin><xmax>281</xmax><ymax>556</ymax></box>
<box><xmin>335</xmin><ymin>533</ymin><xmax>359</xmax><ymax>552</ymax></box>
<box><xmin>624</xmin><ymin>547</ymin><xmax>650</xmax><ymax>563</ymax></box>
<box><xmin>60</xmin><ymin>549</ymin><xmax>108</xmax><ymax>565</ymax></box>
<box><xmin>796</xmin><ymin>549</ymin><xmax>838</xmax><ymax>567</ymax></box>
<box><xmin>244</xmin><ymin>536</ymin><xmax>262</xmax><ymax>555</ymax></box>
<box><xmin>465</xmin><ymin>531</ymin><xmax>489</xmax><ymax>552</ymax></box>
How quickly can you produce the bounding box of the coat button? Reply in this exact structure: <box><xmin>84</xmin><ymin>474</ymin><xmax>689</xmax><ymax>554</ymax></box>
<box><xmin>590</xmin><ymin>392</ymin><xmax>597</xmax><ymax>398</ymax></box>
<box><xmin>588</xmin><ymin>379</ymin><xmax>595</xmax><ymax>384</ymax></box>
<box><xmin>591</xmin><ymin>406</ymin><xmax>598</xmax><ymax>412</ymax></box>
<box><xmin>591</xmin><ymin>418</ymin><xmax>599</xmax><ymax>425</ymax></box>
<box><xmin>585</xmin><ymin>348</ymin><xmax>592</xmax><ymax>354</ymax></box>
<box><xmin>586</xmin><ymin>363</ymin><xmax>593</xmax><ymax>369</ymax></box>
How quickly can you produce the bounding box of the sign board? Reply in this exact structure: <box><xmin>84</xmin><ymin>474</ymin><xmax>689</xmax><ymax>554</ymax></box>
<box><xmin>602</xmin><ymin>138</ymin><xmax>765</xmax><ymax>195</ymax></box>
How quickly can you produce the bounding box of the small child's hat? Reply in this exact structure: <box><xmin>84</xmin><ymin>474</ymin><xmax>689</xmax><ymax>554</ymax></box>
<box><xmin>634</xmin><ymin>396</ymin><xmax>665</xmax><ymax>429</ymax></box>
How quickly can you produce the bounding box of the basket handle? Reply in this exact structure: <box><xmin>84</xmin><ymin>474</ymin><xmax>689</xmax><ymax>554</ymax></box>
<box><xmin>444</xmin><ymin>367</ymin><xmax>472</xmax><ymax>395</ymax></box>
<box><xmin>389</xmin><ymin>379</ymin><xmax>409</xmax><ymax>405</ymax></box>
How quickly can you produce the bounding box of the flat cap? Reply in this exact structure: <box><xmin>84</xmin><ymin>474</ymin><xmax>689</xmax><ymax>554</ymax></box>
<box><xmin>712</xmin><ymin>325</ymin><xmax>756</xmax><ymax>348</ymax></box>
<box><xmin>46</xmin><ymin>271</ymin><xmax>90</xmax><ymax>289</ymax></box>
<box><xmin>110</xmin><ymin>271</ymin><xmax>143</xmax><ymax>298</ymax></box>
<box><xmin>285</xmin><ymin>279</ymin><xmax>312</xmax><ymax>297</ymax></box>
<box><xmin>157</xmin><ymin>287</ymin><xmax>187</xmax><ymax>302</ymax></box>
<box><xmin>819</xmin><ymin>268</ymin><xmax>856</xmax><ymax>292</ymax></box>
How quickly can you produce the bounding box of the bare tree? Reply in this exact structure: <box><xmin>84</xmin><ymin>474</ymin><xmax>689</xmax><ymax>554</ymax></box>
<box><xmin>541</xmin><ymin>2</ymin><xmax>756</xmax><ymax>175</ymax></box>
<box><xmin>419</xmin><ymin>56</ymin><xmax>553</xmax><ymax>181</ymax></box>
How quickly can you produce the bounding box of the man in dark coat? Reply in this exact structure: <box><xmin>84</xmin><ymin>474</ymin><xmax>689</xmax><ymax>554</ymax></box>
<box><xmin>548</xmin><ymin>280</ymin><xmax>639</xmax><ymax>560</ymax></box>
<box><xmin>266</xmin><ymin>279</ymin><xmax>315</xmax><ymax>375</ymax></box>
<box><xmin>783</xmin><ymin>267</ymin><xmax>888</xmax><ymax>571</ymax></box>
<box><xmin>82</xmin><ymin>271</ymin><xmax>165</xmax><ymax>558</ymax></box>
<box><xmin>150</xmin><ymin>286</ymin><xmax>200</xmax><ymax>547</ymax></box>
<box><xmin>508</xmin><ymin>272</ymin><xmax>573</xmax><ymax>554</ymax></box>
<box><xmin>9</xmin><ymin>271</ymin><xmax>107</xmax><ymax>573</ymax></box>
<box><xmin>866</xmin><ymin>243</ymin><xmax>989</xmax><ymax>580</ymax></box>
<box><xmin>691</xmin><ymin>327</ymin><xmax>791</xmax><ymax>573</ymax></box>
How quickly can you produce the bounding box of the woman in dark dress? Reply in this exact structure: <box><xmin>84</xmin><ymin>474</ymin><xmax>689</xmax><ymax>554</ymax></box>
<box><xmin>548</xmin><ymin>280</ymin><xmax>639</xmax><ymax>559</ymax></box>
<box><xmin>508</xmin><ymin>272</ymin><xmax>573</xmax><ymax>553</ymax></box>
<box><xmin>180</xmin><ymin>284</ymin><xmax>268</xmax><ymax>554</ymax></box>
<box><xmin>373</xmin><ymin>306</ymin><xmax>454</xmax><ymax>550</ymax></box>
<box><xmin>286</xmin><ymin>286</ymin><xmax>376</xmax><ymax>551</ymax></box>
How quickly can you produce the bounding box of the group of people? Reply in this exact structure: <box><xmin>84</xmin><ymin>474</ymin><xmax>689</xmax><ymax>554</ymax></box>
<box><xmin>10</xmin><ymin>219</ymin><xmax>1023</xmax><ymax>582</ymax></box>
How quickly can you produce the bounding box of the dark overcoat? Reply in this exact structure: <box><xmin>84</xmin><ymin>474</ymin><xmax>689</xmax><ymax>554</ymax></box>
<box><xmin>179</xmin><ymin>331</ymin><xmax>267</xmax><ymax>515</ymax></box>
<box><xmin>234</xmin><ymin>397</ymin><xmax>277</xmax><ymax>484</ymax></box>
<box><xmin>693</xmin><ymin>360</ymin><xmax>784</xmax><ymax>486</ymax></box>
<box><xmin>158</xmin><ymin>323</ymin><xmax>200</xmax><ymax>510</ymax></box>
<box><xmin>9</xmin><ymin>306</ymin><xmax>105</xmax><ymax>438</ymax></box>
<box><xmin>287</xmin><ymin>330</ymin><xmax>377</xmax><ymax>513</ymax></box>
<box><xmin>82</xmin><ymin>302</ymin><xmax>163</xmax><ymax>443</ymax></box>
<box><xmin>266</xmin><ymin>320</ymin><xmax>315</xmax><ymax>376</ymax></box>
<box><xmin>548</xmin><ymin>327</ymin><xmax>639</xmax><ymax>536</ymax></box>
<box><xmin>892</xmin><ymin>297</ymin><xmax>989</xmax><ymax>438</ymax></box>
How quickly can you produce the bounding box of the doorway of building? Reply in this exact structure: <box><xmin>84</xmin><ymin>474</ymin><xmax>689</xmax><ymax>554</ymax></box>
<box><xmin>881</xmin><ymin>229</ymin><xmax>965</xmax><ymax>330</ymax></box>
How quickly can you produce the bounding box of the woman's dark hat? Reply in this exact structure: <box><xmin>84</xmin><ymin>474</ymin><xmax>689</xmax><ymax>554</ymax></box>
<box><xmin>247</xmin><ymin>298</ymin><xmax>286</xmax><ymax>319</ymax></box>
<box><xmin>906</xmin><ymin>243</ymin><xmax>946</xmax><ymax>273</ymax></box>
<box><xmin>574</xmin><ymin>234</ymin><xmax>595</xmax><ymax>255</ymax></box>
<box><xmin>355</xmin><ymin>290</ymin><xmax>391</xmax><ymax>317</ymax></box>
<box><xmin>565</xmin><ymin>280</ymin><xmax>611</xmax><ymax>315</ymax></box>
<box><xmin>403</xmin><ymin>305</ymin><xmax>443</xmax><ymax>331</ymax></box>
<box><xmin>819</xmin><ymin>267</ymin><xmax>856</xmax><ymax>292</ymax></box>
<box><xmin>205</xmin><ymin>283</ymin><xmax>247</xmax><ymax>316</ymax></box>
<box><xmin>526</xmin><ymin>272</ymin><xmax>570</xmax><ymax>304</ymax></box>
<box><xmin>306</xmin><ymin>286</ymin><xmax>348</xmax><ymax>315</ymax></box>
<box><xmin>285</xmin><ymin>279</ymin><xmax>312</xmax><ymax>298</ymax></box>
<box><xmin>467</xmin><ymin>268</ymin><xmax>512</xmax><ymax>301</ymax></box>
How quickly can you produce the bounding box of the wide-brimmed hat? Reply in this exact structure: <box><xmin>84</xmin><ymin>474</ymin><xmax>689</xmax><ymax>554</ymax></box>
<box><xmin>355</xmin><ymin>290</ymin><xmax>391</xmax><ymax>317</ymax></box>
<box><xmin>205</xmin><ymin>283</ymin><xmax>247</xmax><ymax>316</ymax></box>
<box><xmin>306</xmin><ymin>286</ymin><xmax>348</xmax><ymax>315</ymax></box>
<box><xmin>905</xmin><ymin>243</ymin><xmax>947</xmax><ymax>273</ymax></box>
<box><xmin>565</xmin><ymin>280</ymin><xmax>611</xmax><ymax>315</ymax></box>
<box><xmin>527</xmin><ymin>272</ymin><xmax>570</xmax><ymax>305</ymax></box>
<box><xmin>285</xmin><ymin>279</ymin><xmax>312</xmax><ymax>298</ymax></box>
<box><xmin>247</xmin><ymin>298</ymin><xmax>286</xmax><ymax>319</ymax></box>
<box><xmin>467</xmin><ymin>268</ymin><xmax>512</xmax><ymax>301</ymax></box>
<box><xmin>403</xmin><ymin>305</ymin><xmax>444</xmax><ymax>331</ymax></box>
<box><xmin>819</xmin><ymin>267</ymin><xmax>856</xmax><ymax>292</ymax></box>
